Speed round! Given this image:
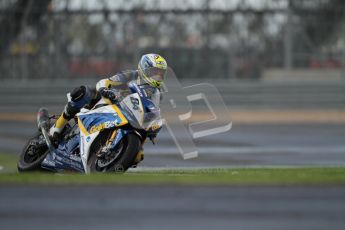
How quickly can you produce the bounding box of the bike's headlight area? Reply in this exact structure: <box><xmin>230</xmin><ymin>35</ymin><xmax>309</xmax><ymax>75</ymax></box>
<box><xmin>144</xmin><ymin>108</ymin><xmax>160</xmax><ymax>123</ymax></box>
<box><xmin>143</xmin><ymin>99</ymin><xmax>160</xmax><ymax>120</ymax></box>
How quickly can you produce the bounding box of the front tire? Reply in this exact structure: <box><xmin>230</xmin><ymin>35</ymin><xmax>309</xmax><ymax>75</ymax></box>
<box><xmin>89</xmin><ymin>133</ymin><xmax>141</xmax><ymax>173</ymax></box>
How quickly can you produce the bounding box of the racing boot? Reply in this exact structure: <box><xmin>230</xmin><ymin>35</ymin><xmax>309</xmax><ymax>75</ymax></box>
<box><xmin>49</xmin><ymin>112</ymin><xmax>68</xmax><ymax>142</ymax></box>
<box><xmin>49</xmin><ymin>102</ymin><xmax>79</xmax><ymax>145</ymax></box>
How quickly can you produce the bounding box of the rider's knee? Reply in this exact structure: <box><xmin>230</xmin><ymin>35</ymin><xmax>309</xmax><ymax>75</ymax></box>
<box><xmin>70</xmin><ymin>85</ymin><xmax>95</xmax><ymax>107</ymax></box>
<box><xmin>63</xmin><ymin>85</ymin><xmax>96</xmax><ymax>119</ymax></box>
<box><xmin>70</xmin><ymin>85</ymin><xmax>87</xmax><ymax>102</ymax></box>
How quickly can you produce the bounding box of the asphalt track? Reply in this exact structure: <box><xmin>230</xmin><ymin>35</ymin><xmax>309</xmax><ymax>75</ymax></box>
<box><xmin>1</xmin><ymin>120</ymin><xmax>345</xmax><ymax>168</ymax></box>
<box><xmin>1</xmin><ymin>117</ymin><xmax>345</xmax><ymax>230</ymax></box>
<box><xmin>0</xmin><ymin>185</ymin><xmax>345</xmax><ymax>230</ymax></box>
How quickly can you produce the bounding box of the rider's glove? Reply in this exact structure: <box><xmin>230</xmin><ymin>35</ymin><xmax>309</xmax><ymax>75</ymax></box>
<box><xmin>100</xmin><ymin>88</ymin><xmax>118</xmax><ymax>101</ymax></box>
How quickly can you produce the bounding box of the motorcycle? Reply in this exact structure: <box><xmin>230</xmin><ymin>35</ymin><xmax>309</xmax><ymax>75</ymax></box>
<box><xmin>17</xmin><ymin>81</ymin><xmax>162</xmax><ymax>173</ymax></box>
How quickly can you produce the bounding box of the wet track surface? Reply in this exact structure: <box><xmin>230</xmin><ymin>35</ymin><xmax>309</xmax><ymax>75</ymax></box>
<box><xmin>1</xmin><ymin>185</ymin><xmax>345</xmax><ymax>230</ymax></box>
<box><xmin>1</xmin><ymin>120</ymin><xmax>345</xmax><ymax>167</ymax></box>
<box><xmin>1</xmin><ymin>120</ymin><xmax>345</xmax><ymax>230</ymax></box>
<box><xmin>1</xmin><ymin>62</ymin><xmax>345</xmax><ymax>230</ymax></box>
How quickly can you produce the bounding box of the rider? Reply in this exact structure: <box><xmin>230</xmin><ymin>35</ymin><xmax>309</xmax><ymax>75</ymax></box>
<box><xmin>49</xmin><ymin>53</ymin><xmax>167</xmax><ymax>159</ymax></box>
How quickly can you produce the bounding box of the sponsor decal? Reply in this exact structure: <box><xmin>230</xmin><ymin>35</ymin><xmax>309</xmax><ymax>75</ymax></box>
<box><xmin>69</xmin><ymin>154</ymin><xmax>80</xmax><ymax>162</ymax></box>
<box><xmin>130</xmin><ymin>97</ymin><xmax>140</xmax><ymax>110</ymax></box>
<box><xmin>134</xmin><ymin>84</ymin><xmax>143</xmax><ymax>97</ymax></box>
<box><xmin>89</xmin><ymin>120</ymin><xmax>120</xmax><ymax>133</ymax></box>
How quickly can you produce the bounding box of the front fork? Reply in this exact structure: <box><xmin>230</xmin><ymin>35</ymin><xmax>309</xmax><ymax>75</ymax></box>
<box><xmin>98</xmin><ymin>129</ymin><xmax>145</xmax><ymax>164</ymax></box>
<box><xmin>96</xmin><ymin>129</ymin><xmax>118</xmax><ymax>158</ymax></box>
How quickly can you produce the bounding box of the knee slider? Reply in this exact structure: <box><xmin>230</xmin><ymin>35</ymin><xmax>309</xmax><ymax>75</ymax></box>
<box><xmin>70</xmin><ymin>86</ymin><xmax>86</xmax><ymax>102</ymax></box>
<box><xmin>68</xmin><ymin>85</ymin><xmax>94</xmax><ymax>110</ymax></box>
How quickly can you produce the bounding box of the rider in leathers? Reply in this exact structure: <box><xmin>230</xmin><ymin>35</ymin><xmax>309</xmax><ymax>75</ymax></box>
<box><xmin>49</xmin><ymin>54</ymin><xmax>167</xmax><ymax>162</ymax></box>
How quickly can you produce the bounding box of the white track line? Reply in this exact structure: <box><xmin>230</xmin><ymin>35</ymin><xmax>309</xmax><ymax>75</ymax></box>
<box><xmin>128</xmin><ymin>164</ymin><xmax>345</xmax><ymax>172</ymax></box>
<box><xmin>144</xmin><ymin>146</ymin><xmax>345</xmax><ymax>155</ymax></box>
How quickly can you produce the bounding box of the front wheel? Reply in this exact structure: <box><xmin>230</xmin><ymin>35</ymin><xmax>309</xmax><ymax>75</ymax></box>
<box><xmin>17</xmin><ymin>132</ymin><xmax>49</xmax><ymax>172</ymax></box>
<box><xmin>89</xmin><ymin>133</ymin><xmax>141</xmax><ymax>173</ymax></box>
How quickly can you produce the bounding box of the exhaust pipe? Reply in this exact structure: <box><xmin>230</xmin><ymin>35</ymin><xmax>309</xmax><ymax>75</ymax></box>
<box><xmin>37</xmin><ymin>107</ymin><xmax>50</xmax><ymax>130</ymax></box>
<box><xmin>37</xmin><ymin>108</ymin><xmax>55</xmax><ymax>152</ymax></box>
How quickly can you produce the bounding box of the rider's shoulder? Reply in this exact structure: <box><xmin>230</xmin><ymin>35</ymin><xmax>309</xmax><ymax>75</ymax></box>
<box><xmin>109</xmin><ymin>70</ymin><xmax>138</xmax><ymax>82</ymax></box>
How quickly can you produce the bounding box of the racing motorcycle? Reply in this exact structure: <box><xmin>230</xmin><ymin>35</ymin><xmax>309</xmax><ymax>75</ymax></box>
<box><xmin>17</xmin><ymin>81</ymin><xmax>162</xmax><ymax>173</ymax></box>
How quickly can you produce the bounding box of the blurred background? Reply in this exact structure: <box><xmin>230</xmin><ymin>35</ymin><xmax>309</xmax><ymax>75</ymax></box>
<box><xmin>0</xmin><ymin>0</ymin><xmax>344</xmax><ymax>80</ymax></box>
<box><xmin>0</xmin><ymin>0</ymin><xmax>344</xmax><ymax>163</ymax></box>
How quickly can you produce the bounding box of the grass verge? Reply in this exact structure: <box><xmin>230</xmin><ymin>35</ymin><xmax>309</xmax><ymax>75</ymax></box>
<box><xmin>1</xmin><ymin>153</ymin><xmax>345</xmax><ymax>185</ymax></box>
<box><xmin>0</xmin><ymin>153</ymin><xmax>18</xmax><ymax>172</ymax></box>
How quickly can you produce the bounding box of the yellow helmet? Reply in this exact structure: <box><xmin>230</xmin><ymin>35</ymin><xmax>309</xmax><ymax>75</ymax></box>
<box><xmin>138</xmin><ymin>54</ymin><xmax>167</xmax><ymax>88</ymax></box>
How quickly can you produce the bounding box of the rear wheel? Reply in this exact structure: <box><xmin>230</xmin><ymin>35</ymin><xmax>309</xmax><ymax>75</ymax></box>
<box><xmin>89</xmin><ymin>133</ymin><xmax>141</xmax><ymax>173</ymax></box>
<box><xmin>17</xmin><ymin>132</ymin><xmax>49</xmax><ymax>172</ymax></box>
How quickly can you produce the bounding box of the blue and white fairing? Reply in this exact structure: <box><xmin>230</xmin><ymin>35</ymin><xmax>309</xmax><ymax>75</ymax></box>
<box><xmin>124</xmin><ymin>82</ymin><xmax>162</xmax><ymax>129</ymax></box>
<box><xmin>40</xmin><ymin>82</ymin><xmax>162</xmax><ymax>173</ymax></box>
<box><xmin>41</xmin><ymin>104</ymin><xmax>128</xmax><ymax>173</ymax></box>
<box><xmin>77</xmin><ymin>104</ymin><xmax>129</xmax><ymax>173</ymax></box>
<box><xmin>41</xmin><ymin>134</ymin><xmax>84</xmax><ymax>172</ymax></box>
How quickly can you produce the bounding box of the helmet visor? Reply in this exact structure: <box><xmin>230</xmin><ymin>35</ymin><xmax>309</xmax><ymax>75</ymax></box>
<box><xmin>143</xmin><ymin>67</ymin><xmax>166</xmax><ymax>82</ymax></box>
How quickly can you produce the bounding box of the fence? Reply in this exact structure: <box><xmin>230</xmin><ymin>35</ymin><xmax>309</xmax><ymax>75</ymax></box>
<box><xmin>0</xmin><ymin>79</ymin><xmax>344</xmax><ymax>113</ymax></box>
<box><xmin>0</xmin><ymin>0</ymin><xmax>345</xmax><ymax>80</ymax></box>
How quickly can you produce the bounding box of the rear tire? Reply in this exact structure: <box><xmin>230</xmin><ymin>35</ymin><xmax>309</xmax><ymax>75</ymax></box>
<box><xmin>89</xmin><ymin>133</ymin><xmax>141</xmax><ymax>173</ymax></box>
<box><xmin>17</xmin><ymin>132</ymin><xmax>49</xmax><ymax>172</ymax></box>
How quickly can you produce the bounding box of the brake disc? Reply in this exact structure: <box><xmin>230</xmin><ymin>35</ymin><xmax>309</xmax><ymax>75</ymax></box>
<box><xmin>96</xmin><ymin>143</ymin><xmax>124</xmax><ymax>168</ymax></box>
